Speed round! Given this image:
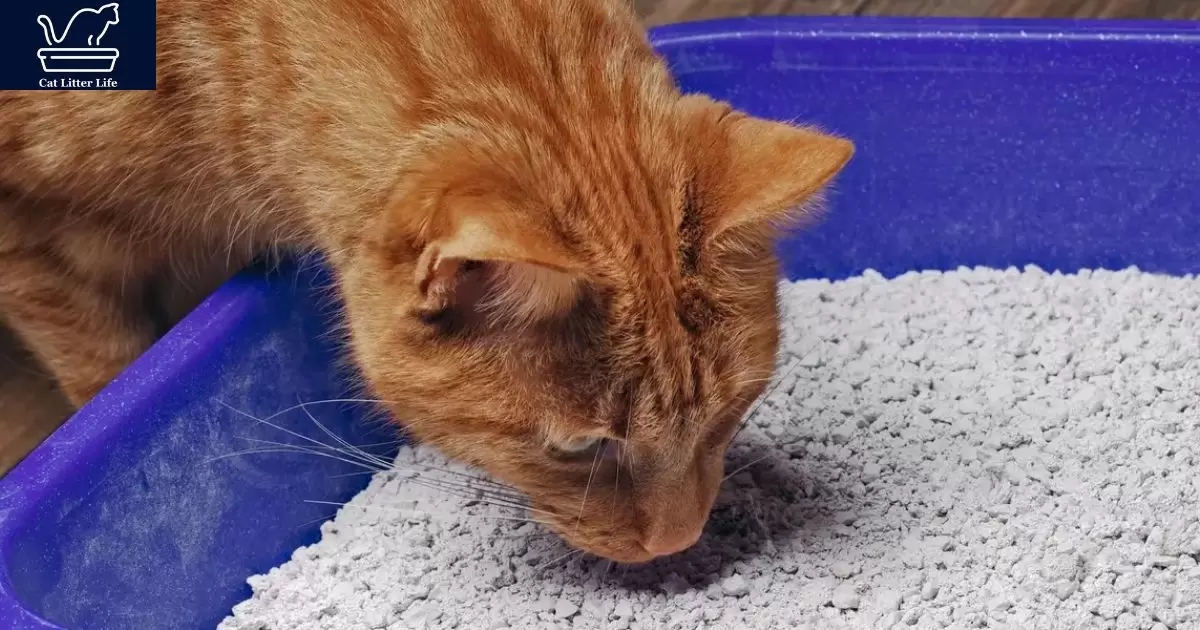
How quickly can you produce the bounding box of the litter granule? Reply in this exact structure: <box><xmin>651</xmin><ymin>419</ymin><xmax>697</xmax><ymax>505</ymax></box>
<box><xmin>220</xmin><ymin>266</ymin><xmax>1200</xmax><ymax>630</ymax></box>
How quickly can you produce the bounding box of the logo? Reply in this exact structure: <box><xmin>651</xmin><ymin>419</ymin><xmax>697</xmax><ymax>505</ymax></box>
<box><xmin>37</xmin><ymin>3</ymin><xmax>121</xmax><ymax>77</ymax></box>
<box><xmin>0</xmin><ymin>0</ymin><xmax>153</xmax><ymax>90</ymax></box>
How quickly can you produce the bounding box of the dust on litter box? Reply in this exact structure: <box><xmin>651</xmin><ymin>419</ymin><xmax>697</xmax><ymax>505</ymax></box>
<box><xmin>220</xmin><ymin>266</ymin><xmax>1200</xmax><ymax>630</ymax></box>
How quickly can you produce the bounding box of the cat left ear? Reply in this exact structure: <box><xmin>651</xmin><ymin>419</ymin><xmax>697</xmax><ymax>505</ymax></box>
<box><xmin>706</xmin><ymin>116</ymin><xmax>854</xmax><ymax>244</ymax></box>
<box><xmin>414</xmin><ymin>203</ymin><xmax>584</xmax><ymax>328</ymax></box>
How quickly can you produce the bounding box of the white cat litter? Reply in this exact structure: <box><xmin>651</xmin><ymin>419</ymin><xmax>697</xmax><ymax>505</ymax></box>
<box><xmin>220</xmin><ymin>266</ymin><xmax>1200</xmax><ymax>630</ymax></box>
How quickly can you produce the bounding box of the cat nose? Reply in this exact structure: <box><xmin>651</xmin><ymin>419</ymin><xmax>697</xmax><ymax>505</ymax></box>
<box><xmin>640</xmin><ymin>527</ymin><xmax>703</xmax><ymax>557</ymax></box>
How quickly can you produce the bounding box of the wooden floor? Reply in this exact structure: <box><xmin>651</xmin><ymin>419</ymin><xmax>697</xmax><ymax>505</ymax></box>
<box><xmin>1</xmin><ymin>0</ymin><xmax>1197</xmax><ymax>476</ymax></box>
<box><xmin>636</xmin><ymin>0</ymin><xmax>1200</xmax><ymax>25</ymax></box>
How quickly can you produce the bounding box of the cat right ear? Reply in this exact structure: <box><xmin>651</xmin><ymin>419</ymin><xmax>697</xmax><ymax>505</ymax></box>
<box><xmin>708</xmin><ymin>116</ymin><xmax>854</xmax><ymax>241</ymax></box>
<box><xmin>683</xmin><ymin>96</ymin><xmax>854</xmax><ymax>250</ymax></box>
<box><xmin>412</xmin><ymin>200</ymin><xmax>584</xmax><ymax>330</ymax></box>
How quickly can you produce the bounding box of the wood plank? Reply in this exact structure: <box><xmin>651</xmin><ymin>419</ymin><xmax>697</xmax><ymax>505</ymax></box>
<box><xmin>856</xmin><ymin>0</ymin><xmax>1200</xmax><ymax>18</ymax></box>
<box><xmin>635</xmin><ymin>0</ymin><xmax>1200</xmax><ymax>22</ymax></box>
<box><xmin>637</xmin><ymin>0</ymin><xmax>870</xmax><ymax>26</ymax></box>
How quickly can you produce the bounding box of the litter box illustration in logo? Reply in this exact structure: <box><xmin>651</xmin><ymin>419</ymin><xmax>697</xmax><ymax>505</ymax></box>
<box><xmin>36</xmin><ymin>3</ymin><xmax>121</xmax><ymax>73</ymax></box>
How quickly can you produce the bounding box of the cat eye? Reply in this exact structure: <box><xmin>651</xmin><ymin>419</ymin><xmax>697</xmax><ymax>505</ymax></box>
<box><xmin>549</xmin><ymin>435</ymin><xmax>604</xmax><ymax>457</ymax></box>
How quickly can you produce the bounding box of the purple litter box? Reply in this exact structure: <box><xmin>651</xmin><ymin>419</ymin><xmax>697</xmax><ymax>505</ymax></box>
<box><xmin>2</xmin><ymin>16</ymin><xmax>1199</xmax><ymax>630</ymax></box>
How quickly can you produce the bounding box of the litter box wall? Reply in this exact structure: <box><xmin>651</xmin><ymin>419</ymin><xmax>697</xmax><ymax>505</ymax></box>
<box><xmin>0</xmin><ymin>264</ymin><xmax>394</xmax><ymax>630</ymax></box>
<box><xmin>654</xmin><ymin>18</ymin><xmax>1200</xmax><ymax>279</ymax></box>
<box><xmin>1</xmin><ymin>16</ymin><xmax>1198</xmax><ymax>630</ymax></box>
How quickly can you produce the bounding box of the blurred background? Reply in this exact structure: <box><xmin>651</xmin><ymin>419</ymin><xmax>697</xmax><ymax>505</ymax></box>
<box><xmin>2</xmin><ymin>0</ymin><xmax>1197</xmax><ymax>473</ymax></box>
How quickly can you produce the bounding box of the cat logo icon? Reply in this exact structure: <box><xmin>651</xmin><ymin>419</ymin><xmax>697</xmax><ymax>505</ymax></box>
<box><xmin>36</xmin><ymin>3</ymin><xmax>121</xmax><ymax>73</ymax></box>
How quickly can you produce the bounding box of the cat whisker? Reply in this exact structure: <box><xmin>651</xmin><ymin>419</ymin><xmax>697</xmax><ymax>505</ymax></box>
<box><xmin>403</xmin><ymin>476</ymin><xmax>553</xmax><ymax>516</ymax></box>
<box><xmin>501</xmin><ymin>531</ymin><xmax>559</xmax><ymax>541</ymax></box>
<box><xmin>610</xmin><ymin>453</ymin><xmax>621</xmax><ymax>526</ymax></box>
<box><xmin>336</xmin><ymin>496</ymin><xmax>542</xmax><ymax>516</ymax></box>
<box><xmin>353</xmin><ymin>438</ymin><xmax>409</xmax><ymax>448</ymax></box>
<box><xmin>217</xmin><ymin>399</ymin><xmax>565</xmax><ymax>528</ymax></box>
<box><xmin>217</xmin><ymin>400</ymin><xmax>405</xmax><ymax>476</ymax></box>
<box><xmin>413</xmin><ymin>470</ymin><xmax>527</xmax><ymax>498</ymax></box>
<box><xmin>440</xmin><ymin>496</ymin><xmax>545</xmax><ymax>519</ymax></box>
<box><xmin>217</xmin><ymin>400</ymin><xmax>386</xmax><ymax>466</ymax></box>
<box><xmin>237</xmin><ymin>437</ymin><xmax>388</xmax><ymax>473</ymax></box>
<box><xmin>402</xmin><ymin>475</ymin><xmax>499</xmax><ymax>500</ymax></box>
<box><xmin>531</xmin><ymin>548</ymin><xmax>584</xmax><ymax>575</ymax></box>
<box><xmin>296</xmin><ymin>512</ymin><xmax>340</xmax><ymax>530</ymax></box>
<box><xmin>299</xmin><ymin>405</ymin><xmax>394</xmax><ymax>470</ymax></box>
<box><xmin>328</xmin><ymin>470</ymin><xmax>380</xmax><ymax>479</ymax></box>
<box><xmin>221</xmin><ymin>397</ymin><xmax>403</xmax><ymax>426</ymax></box>
<box><xmin>403</xmin><ymin>472</ymin><xmax>533</xmax><ymax>506</ymax></box>
<box><xmin>206</xmin><ymin>446</ymin><xmax>312</xmax><ymax>463</ymax></box>
<box><xmin>302</xmin><ymin>500</ymin><xmax>552</xmax><ymax>526</ymax></box>
<box><xmin>723</xmin><ymin>452</ymin><xmax>776</xmax><ymax>482</ymax></box>
<box><xmin>457</xmin><ymin>495</ymin><xmax>545</xmax><ymax>516</ymax></box>
<box><xmin>575</xmin><ymin>441</ymin><xmax>604</xmax><ymax>531</ymax></box>
<box><xmin>208</xmin><ymin>443</ymin><xmax>386</xmax><ymax>473</ymax></box>
<box><xmin>397</xmin><ymin>462</ymin><xmax>521</xmax><ymax>493</ymax></box>
<box><xmin>730</xmin><ymin>359</ymin><xmax>801</xmax><ymax>442</ymax></box>
<box><xmin>613</xmin><ymin>410</ymin><xmax>634</xmax><ymax>527</ymax></box>
<box><xmin>225</xmin><ymin>446</ymin><xmax>551</xmax><ymax>521</ymax></box>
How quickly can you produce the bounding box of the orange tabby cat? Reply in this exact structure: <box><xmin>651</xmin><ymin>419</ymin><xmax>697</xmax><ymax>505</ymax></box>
<box><xmin>0</xmin><ymin>0</ymin><xmax>851</xmax><ymax>562</ymax></box>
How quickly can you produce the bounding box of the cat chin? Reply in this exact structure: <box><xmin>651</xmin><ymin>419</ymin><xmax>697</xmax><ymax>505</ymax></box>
<box><xmin>545</xmin><ymin>526</ymin><xmax>669</xmax><ymax>564</ymax></box>
<box><xmin>560</xmin><ymin>538</ymin><xmax>658</xmax><ymax>565</ymax></box>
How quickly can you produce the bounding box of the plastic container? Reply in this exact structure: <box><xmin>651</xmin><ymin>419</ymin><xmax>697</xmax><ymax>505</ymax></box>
<box><xmin>2</xmin><ymin>16</ymin><xmax>1198</xmax><ymax>630</ymax></box>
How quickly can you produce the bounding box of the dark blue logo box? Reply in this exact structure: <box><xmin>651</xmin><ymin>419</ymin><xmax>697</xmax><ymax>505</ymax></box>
<box><xmin>3</xmin><ymin>0</ymin><xmax>155</xmax><ymax>90</ymax></box>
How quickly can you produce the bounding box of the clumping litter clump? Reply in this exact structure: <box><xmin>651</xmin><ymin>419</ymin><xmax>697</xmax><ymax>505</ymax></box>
<box><xmin>220</xmin><ymin>267</ymin><xmax>1200</xmax><ymax>630</ymax></box>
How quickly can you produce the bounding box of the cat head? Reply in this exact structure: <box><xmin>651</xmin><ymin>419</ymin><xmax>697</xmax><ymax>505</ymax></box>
<box><xmin>333</xmin><ymin>34</ymin><xmax>852</xmax><ymax>559</ymax></box>
<box><xmin>338</xmin><ymin>92</ymin><xmax>851</xmax><ymax>562</ymax></box>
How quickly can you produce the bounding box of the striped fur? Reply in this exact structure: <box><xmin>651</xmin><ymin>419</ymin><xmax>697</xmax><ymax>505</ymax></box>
<box><xmin>0</xmin><ymin>0</ymin><xmax>851</xmax><ymax>561</ymax></box>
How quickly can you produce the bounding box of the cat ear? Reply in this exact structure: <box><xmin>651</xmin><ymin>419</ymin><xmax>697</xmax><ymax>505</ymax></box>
<box><xmin>414</xmin><ymin>202</ymin><xmax>583</xmax><ymax>328</ymax></box>
<box><xmin>706</xmin><ymin>116</ymin><xmax>854</xmax><ymax>245</ymax></box>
